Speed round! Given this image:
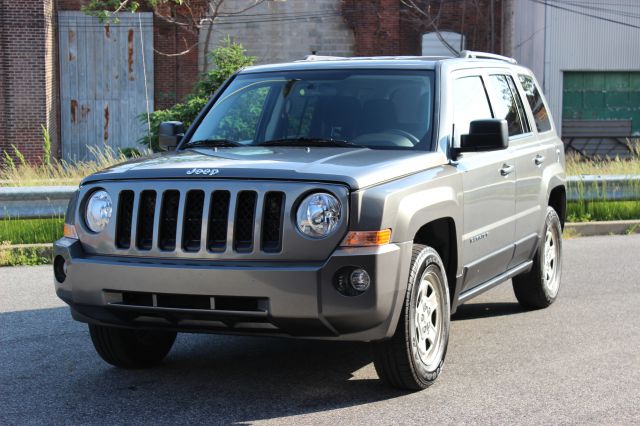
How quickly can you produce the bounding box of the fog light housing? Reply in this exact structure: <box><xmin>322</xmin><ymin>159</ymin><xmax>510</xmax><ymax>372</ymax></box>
<box><xmin>54</xmin><ymin>255</ymin><xmax>67</xmax><ymax>283</ymax></box>
<box><xmin>334</xmin><ymin>267</ymin><xmax>372</xmax><ymax>296</ymax></box>
<box><xmin>350</xmin><ymin>269</ymin><xmax>370</xmax><ymax>292</ymax></box>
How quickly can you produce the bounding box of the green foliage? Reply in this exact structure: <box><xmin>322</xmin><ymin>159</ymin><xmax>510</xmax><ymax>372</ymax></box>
<box><xmin>11</xmin><ymin>145</ymin><xmax>26</xmax><ymax>167</ymax></box>
<box><xmin>0</xmin><ymin>243</ymin><xmax>52</xmax><ymax>266</ymax></box>
<box><xmin>193</xmin><ymin>36</ymin><xmax>256</xmax><ymax>98</ymax></box>
<box><xmin>81</xmin><ymin>0</ymin><xmax>141</xmax><ymax>23</ymax></box>
<box><xmin>140</xmin><ymin>37</ymin><xmax>256</xmax><ymax>150</ymax></box>
<box><xmin>41</xmin><ymin>125</ymin><xmax>52</xmax><ymax>167</ymax></box>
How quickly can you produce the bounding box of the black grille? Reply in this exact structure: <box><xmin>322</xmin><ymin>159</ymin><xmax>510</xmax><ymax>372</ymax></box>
<box><xmin>207</xmin><ymin>190</ymin><xmax>230</xmax><ymax>252</ymax></box>
<box><xmin>234</xmin><ymin>191</ymin><xmax>257</xmax><ymax>252</ymax></box>
<box><xmin>182</xmin><ymin>190</ymin><xmax>205</xmax><ymax>252</ymax></box>
<box><xmin>262</xmin><ymin>192</ymin><xmax>284</xmax><ymax>252</ymax></box>
<box><xmin>115</xmin><ymin>190</ymin><xmax>134</xmax><ymax>248</ymax></box>
<box><xmin>136</xmin><ymin>191</ymin><xmax>156</xmax><ymax>250</ymax></box>
<box><xmin>113</xmin><ymin>188</ymin><xmax>285</xmax><ymax>254</ymax></box>
<box><xmin>159</xmin><ymin>190</ymin><xmax>180</xmax><ymax>250</ymax></box>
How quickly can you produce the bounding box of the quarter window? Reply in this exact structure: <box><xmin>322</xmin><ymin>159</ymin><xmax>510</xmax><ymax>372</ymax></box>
<box><xmin>452</xmin><ymin>76</ymin><xmax>493</xmax><ymax>145</ymax></box>
<box><xmin>518</xmin><ymin>74</ymin><xmax>552</xmax><ymax>133</ymax></box>
<box><xmin>487</xmin><ymin>74</ymin><xmax>529</xmax><ymax>137</ymax></box>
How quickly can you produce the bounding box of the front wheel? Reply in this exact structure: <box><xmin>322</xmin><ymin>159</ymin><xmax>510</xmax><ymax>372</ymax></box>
<box><xmin>89</xmin><ymin>324</ymin><xmax>177</xmax><ymax>368</ymax></box>
<box><xmin>373</xmin><ymin>245</ymin><xmax>450</xmax><ymax>391</ymax></box>
<box><xmin>512</xmin><ymin>206</ymin><xmax>563</xmax><ymax>309</ymax></box>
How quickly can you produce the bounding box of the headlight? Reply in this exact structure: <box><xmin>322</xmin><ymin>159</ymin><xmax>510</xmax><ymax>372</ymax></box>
<box><xmin>296</xmin><ymin>193</ymin><xmax>341</xmax><ymax>238</ymax></box>
<box><xmin>85</xmin><ymin>190</ymin><xmax>112</xmax><ymax>233</ymax></box>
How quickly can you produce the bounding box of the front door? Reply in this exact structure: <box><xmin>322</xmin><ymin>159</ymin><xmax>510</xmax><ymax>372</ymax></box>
<box><xmin>451</xmin><ymin>72</ymin><xmax>516</xmax><ymax>291</ymax></box>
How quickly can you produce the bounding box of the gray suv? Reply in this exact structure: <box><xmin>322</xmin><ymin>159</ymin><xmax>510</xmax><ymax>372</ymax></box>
<box><xmin>54</xmin><ymin>51</ymin><xmax>566</xmax><ymax>390</ymax></box>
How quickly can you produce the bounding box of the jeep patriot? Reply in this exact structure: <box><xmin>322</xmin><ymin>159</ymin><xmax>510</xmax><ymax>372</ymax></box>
<box><xmin>54</xmin><ymin>51</ymin><xmax>566</xmax><ymax>390</ymax></box>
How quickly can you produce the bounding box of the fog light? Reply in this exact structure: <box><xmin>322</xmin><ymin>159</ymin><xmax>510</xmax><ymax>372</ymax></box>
<box><xmin>350</xmin><ymin>269</ymin><xmax>371</xmax><ymax>292</ymax></box>
<box><xmin>54</xmin><ymin>255</ymin><xmax>67</xmax><ymax>283</ymax></box>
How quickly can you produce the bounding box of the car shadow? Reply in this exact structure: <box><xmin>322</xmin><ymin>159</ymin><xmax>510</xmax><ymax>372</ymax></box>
<box><xmin>452</xmin><ymin>302</ymin><xmax>527</xmax><ymax>321</ymax></box>
<box><xmin>1</xmin><ymin>307</ymin><xmax>408</xmax><ymax>424</ymax></box>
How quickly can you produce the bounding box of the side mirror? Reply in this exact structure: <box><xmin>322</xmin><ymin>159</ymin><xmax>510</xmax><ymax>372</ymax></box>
<box><xmin>451</xmin><ymin>119</ymin><xmax>508</xmax><ymax>159</ymax></box>
<box><xmin>158</xmin><ymin>121</ymin><xmax>184</xmax><ymax>151</ymax></box>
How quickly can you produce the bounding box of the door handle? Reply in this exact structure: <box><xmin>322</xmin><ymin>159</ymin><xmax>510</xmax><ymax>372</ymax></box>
<box><xmin>534</xmin><ymin>154</ymin><xmax>545</xmax><ymax>166</ymax></box>
<box><xmin>500</xmin><ymin>164</ymin><xmax>514</xmax><ymax>176</ymax></box>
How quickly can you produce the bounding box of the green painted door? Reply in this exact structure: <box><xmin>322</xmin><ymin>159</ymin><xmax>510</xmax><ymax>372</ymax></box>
<box><xmin>563</xmin><ymin>71</ymin><xmax>640</xmax><ymax>135</ymax></box>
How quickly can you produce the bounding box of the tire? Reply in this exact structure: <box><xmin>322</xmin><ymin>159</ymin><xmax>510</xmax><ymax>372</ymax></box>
<box><xmin>373</xmin><ymin>244</ymin><xmax>450</xmax><ymax>391</ymax></box>
<box><xmin>512</xmin><ymin>206</ymin><xmax>563</xmax><ymax>309</ymax></box>
<box><xmin>89</xmin><ymin>324</ymin><xmax>177</xmax><ymax>369</ymax></box>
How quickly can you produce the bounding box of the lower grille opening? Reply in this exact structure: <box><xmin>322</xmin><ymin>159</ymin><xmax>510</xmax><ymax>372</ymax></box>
<box><xmin>108</xmin><ymin>291</ymin><xmax>266</xmax><ymax>313</ymax></box>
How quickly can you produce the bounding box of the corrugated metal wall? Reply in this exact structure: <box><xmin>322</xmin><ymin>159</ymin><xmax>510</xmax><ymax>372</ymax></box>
<box><xmin>58</xmin><ymin>12</ymin><xmax>154</xmax><ymax>162</ymax></box>
<box><xmin>513</xmin><ymin>0</ymin><xmax>640</xmax><ymax>136</ymax></box>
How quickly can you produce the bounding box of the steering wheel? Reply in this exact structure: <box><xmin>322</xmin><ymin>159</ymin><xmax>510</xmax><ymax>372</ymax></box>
<box><xmin>386</xmin><ymin>129</ymin><xmax>420</xmax><ymax>145</ymax></box>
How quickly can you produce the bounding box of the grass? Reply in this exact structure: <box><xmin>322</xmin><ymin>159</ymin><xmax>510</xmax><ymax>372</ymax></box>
<box><xmin>565</xmin><ymin>139</ymin><xmax>640</xmax><ymax>176</ymax></box>
<box><xmin>0</xmin><ymin>218</ymin><xmax>64</xmax><ymax>245</ymax></box>
<box><xmin>567</xmin><ymin>200</ymin><xmax>640</xmax><ymax>222</ymax></box>
<box><xmin>0</xmin><ymin>145</ymin><xmax>144</xmax><ymax>187</ymax></box>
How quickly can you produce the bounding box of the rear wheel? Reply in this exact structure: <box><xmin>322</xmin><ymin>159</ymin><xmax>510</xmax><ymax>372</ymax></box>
<box><xmin>512</xmin><ymin>206</ymin><xmax>563</xmax><ymax>309</ymax></box>
<box><xmin>373</xmin><ymin>245</ymin><xmax>450</xmax><ymax>390</ymax></box>
<box><xmin>89</xmin><ymin>324</ymin><xmax>176</xmax><ymax>368</ymax></box>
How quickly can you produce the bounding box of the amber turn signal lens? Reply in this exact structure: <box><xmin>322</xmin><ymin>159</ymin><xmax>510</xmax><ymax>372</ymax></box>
<box><xmin>341</xmin><ymin>229</ymin><xmax>391</xmax><ymax>247</ymax></box>
<box><xmin>63</xmin><ymin>223</ymin><xmax>78</xmax><ymax>239</ymax></box>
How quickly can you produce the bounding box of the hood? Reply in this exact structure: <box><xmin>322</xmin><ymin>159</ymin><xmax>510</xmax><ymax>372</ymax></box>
<box><xmin>81</xmin><ymin>147</ymin><xmax>448</xmax><ymax>190</ymax></box>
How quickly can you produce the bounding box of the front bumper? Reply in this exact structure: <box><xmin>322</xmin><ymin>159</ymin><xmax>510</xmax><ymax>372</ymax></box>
<box><xmin>54</xmin><ymin>238</ymin><xmax>412</xmax><ymax>341</ymax></box>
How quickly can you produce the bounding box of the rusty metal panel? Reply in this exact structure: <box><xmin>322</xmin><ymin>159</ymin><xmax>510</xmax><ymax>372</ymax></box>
<box><xmin>58</xmin><ymin>12</ymin><xmax>153</xmax><ymax>162</ymax></box>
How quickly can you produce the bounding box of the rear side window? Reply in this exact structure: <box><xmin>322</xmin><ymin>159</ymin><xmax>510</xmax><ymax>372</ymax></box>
<box><xmin>518</xmin><ymin>74</ymin><xmax>552</xmax><ymax>133</ymax></box>
<box><xmin>487</xmin><ymin>74</ymin><xmax>530</xmax><ymax>137</ymax></box>
<box><xmin>452</xmin><ymin>76</ymin><xmax>493</xmax><ymax>144</ymax></box>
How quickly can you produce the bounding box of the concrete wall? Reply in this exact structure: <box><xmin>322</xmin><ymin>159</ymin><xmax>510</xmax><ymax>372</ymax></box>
<box><xmin>199</xmin><ymin>0</ymin><xmax>355</xmax><ymax>68</ymax></box>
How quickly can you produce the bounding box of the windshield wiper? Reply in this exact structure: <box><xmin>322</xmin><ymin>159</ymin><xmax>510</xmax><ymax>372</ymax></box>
<box><xmin>258</xmin><ymin>137</ymin><xmax>364</xmax><ymax>148</ymax></box>
<box><xmin>187</xmin><ymin>138</ymin><xmax>243</xmax><ymax>148</ymax></box>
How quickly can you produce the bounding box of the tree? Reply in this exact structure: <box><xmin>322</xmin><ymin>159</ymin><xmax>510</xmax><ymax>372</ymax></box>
<box><xmin>82</xmin><ymin>0</ymin><xmax>269</xmax><ymax>73</ymax></box>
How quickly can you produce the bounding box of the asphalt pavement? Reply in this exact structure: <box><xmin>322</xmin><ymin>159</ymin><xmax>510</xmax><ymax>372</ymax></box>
<box><xmin>1</xmin><ymin>235</ymin><xmax>639</xmax><ymax>425</ymax></box>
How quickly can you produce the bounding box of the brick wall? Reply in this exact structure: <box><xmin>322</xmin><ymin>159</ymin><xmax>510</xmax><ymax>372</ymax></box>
<box><xmin>342</xmin><ymin>0</ymin><xmax>504</xmax><ymax>56</ymax></box>
<box><xmin>0</xmin><ymin>0</ymin><xmax>57</xmax><ymax>165</ymax></box>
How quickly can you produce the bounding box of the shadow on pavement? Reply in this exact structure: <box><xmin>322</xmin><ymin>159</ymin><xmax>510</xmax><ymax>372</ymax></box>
<box><xmin>0</xmin><ymin>307</ymin><xmax>407</xmax><ymax>423</ymax></box>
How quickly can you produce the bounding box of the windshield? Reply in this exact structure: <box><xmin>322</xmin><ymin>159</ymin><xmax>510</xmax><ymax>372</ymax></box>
<box><xmin>186</xmin><ymin>69</ymin><xmax>434</xmax><ymax>150</ymax></box>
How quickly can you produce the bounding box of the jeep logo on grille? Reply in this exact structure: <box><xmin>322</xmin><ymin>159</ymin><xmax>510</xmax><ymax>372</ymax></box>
<box><xmin>186</xmin><ymin>168</ymin><xmax>219</xmax><ymax>176</ymax></box>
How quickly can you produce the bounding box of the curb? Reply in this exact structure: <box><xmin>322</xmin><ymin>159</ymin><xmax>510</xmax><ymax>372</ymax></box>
<box><xmin>565</xmin><ymin>220</ymin><xmax>640</xmax><ymax>237</ymax></box>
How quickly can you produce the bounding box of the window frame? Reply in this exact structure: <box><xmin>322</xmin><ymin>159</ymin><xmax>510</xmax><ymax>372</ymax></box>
<box><xmin>516</xmin><ymin>72</ymin><xmax>554</xmax><ymax>135</ymax></box>
<box><xmin>484</xmin><ymin>72</ymin><xmax>535</xmax><ymax>142</ymax></box>
<box><xmin>450</xmin><ymin>73</ymin><xmax>494</xmax><ymax>148</ymax></box>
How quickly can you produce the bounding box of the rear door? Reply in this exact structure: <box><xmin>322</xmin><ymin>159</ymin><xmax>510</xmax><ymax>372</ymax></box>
<box><xmin>452</xmin><ymin>71</ymin><xmax>516</xmax><ymax>291</ymax></box>
<box><xmin>485</xmin><ymin>72</ymin><xmax>543</xmax><ymax>268</ymax></box>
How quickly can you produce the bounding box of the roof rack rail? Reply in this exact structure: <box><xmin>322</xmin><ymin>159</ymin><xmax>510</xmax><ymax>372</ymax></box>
<box><xmin>301</xmin><ymin>55</ymin><xmax>348</xmax><ymax>61</ymax></box>
<box><xmin>459</xmin><ymin>50</ymin><xmax>517</xmax><ymax>64</ymax></box>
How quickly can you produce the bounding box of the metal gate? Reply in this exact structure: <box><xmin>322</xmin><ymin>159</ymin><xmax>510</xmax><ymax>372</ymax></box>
<box><xmin>58</xmin><ymin>12</ymin><xmax>153</xmax><ymax>162</ymax></box>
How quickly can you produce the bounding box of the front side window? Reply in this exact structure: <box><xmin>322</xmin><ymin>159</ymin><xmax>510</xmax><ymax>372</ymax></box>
<box><xmin>188</xmin><ymin>70</ymin><xmax>435</xmax><ymax>150</ymax></box>
<box><xmin>452</xmin><ymin>75</ymin><xmax>493</xmax><ymax>145</ymax></box>
<box><xmin>487</xmin><ymin>74</ymin><xmax>529</xmax><ymax>137</ymax></box>
<box><xmin>518</xmin><ymin>74</ymin><xmax>552</xmax><ymax>133</ymax></box>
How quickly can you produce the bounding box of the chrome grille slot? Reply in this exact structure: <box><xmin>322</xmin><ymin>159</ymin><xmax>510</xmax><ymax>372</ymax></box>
<box><xmin>234</xmin><ymin>191</ymin><xmax>257</xmax><ymax>252</ymax></box>
<box><xmin>262</xmin><ymin>192</ymin><xmax>284</xmax><ymax>252</ymax></box>
<box><xmin>159</xmin><ymin>190</ymin><xmax>180</xmax><ymax>251</ymax></box>
<box><xmin>207</xmin><ymin>190</ymin><xmax>230</xmax><ymax>252</ymax></box>
<box><xmin>136</xmin><ymin>191</ymin><xmax>156</xmax><ymax>250</ymax></box>
<box><xmin>182</xmin><ymin>190</ymin><xmax>205</xmax><ymax>252</ymax></box>
<box><xmin>115</xmin><ymin>190</ymin><xmax>134</xmax><ymax>249</ymax></box>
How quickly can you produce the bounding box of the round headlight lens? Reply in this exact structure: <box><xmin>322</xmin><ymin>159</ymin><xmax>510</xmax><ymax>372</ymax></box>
<box><xmin>85</xmin><ymin>190</ymin><xmax>112</xmax><ymax>233</ymax></box>
<box><xmin>296</xmin><ymin>193</ymin><xmax>342</xmax><ymax>238</ymax></box>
